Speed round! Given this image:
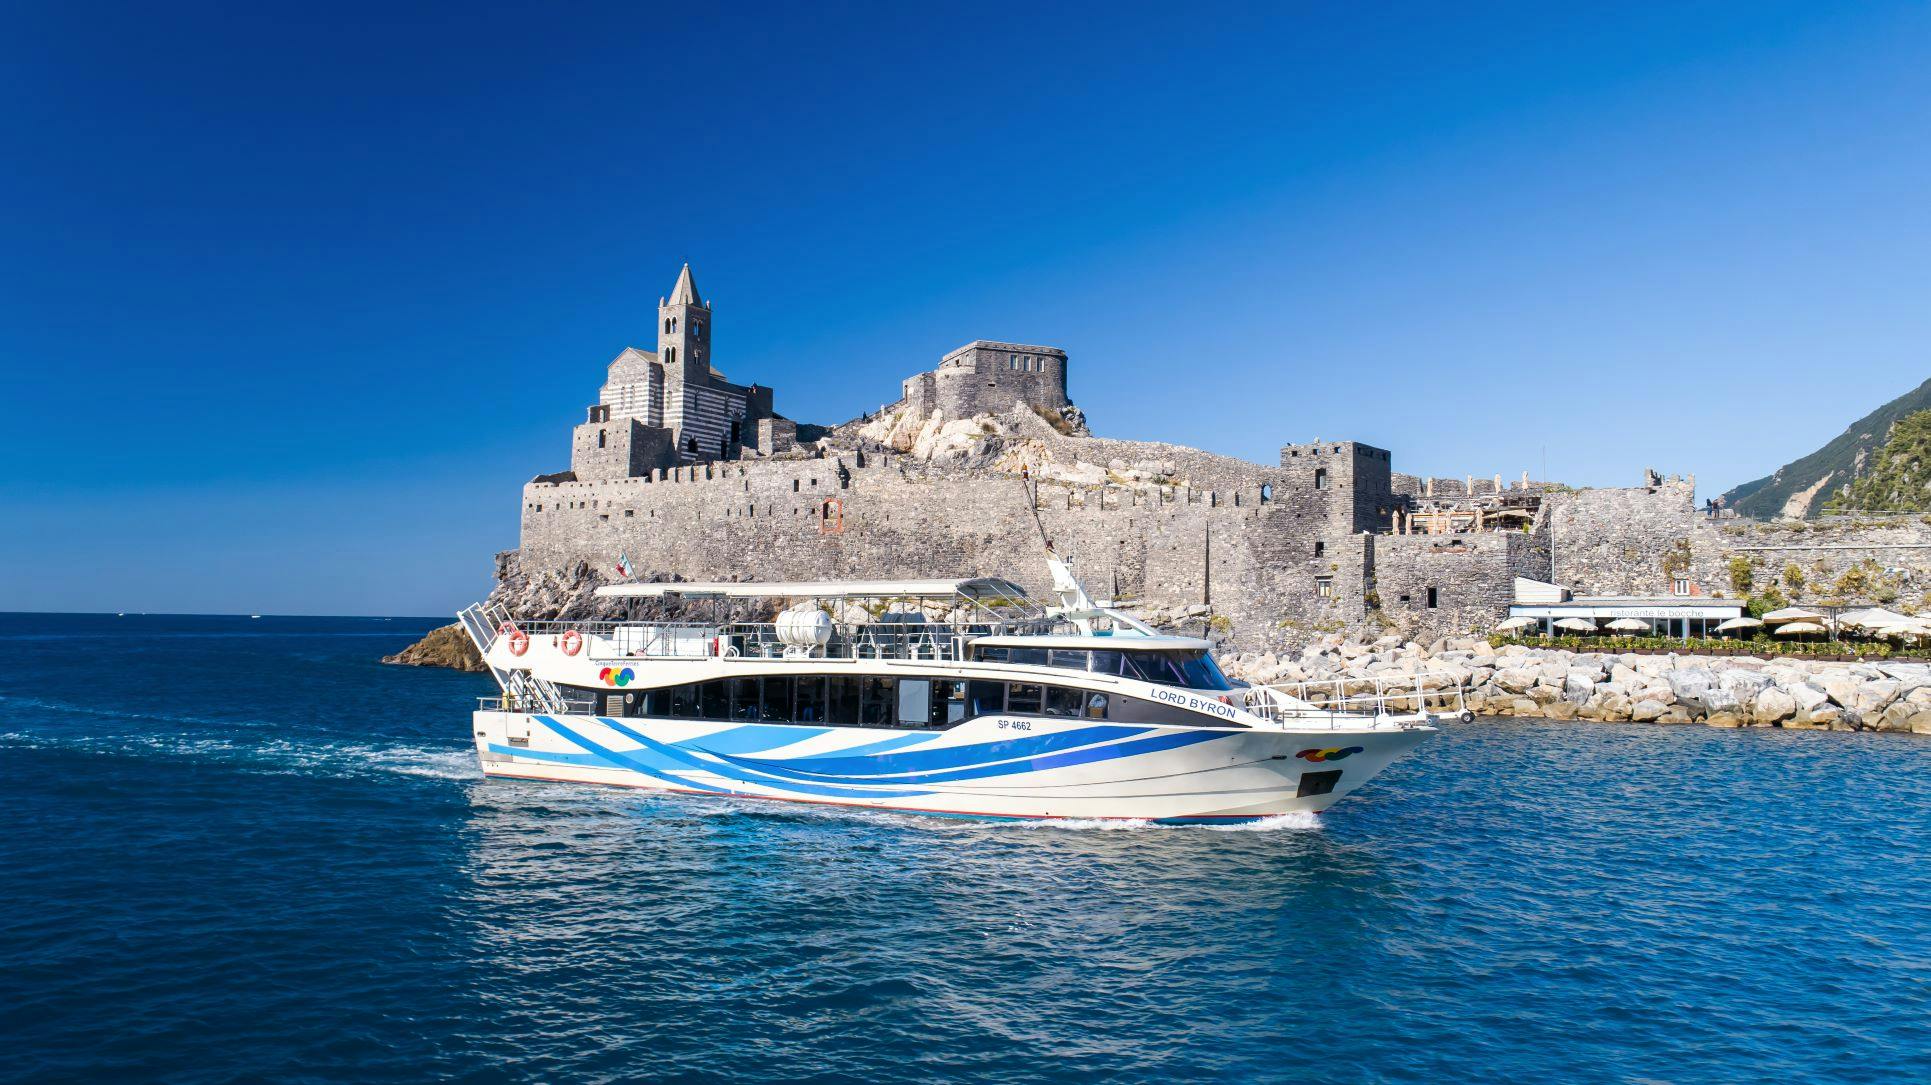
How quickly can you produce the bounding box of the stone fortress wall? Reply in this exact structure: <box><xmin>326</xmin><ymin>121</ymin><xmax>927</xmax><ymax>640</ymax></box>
<box><xmin>505</xmin><ymin>264</ymin><xmax>1931</xmax><ymax>647</ymax></box>
<box><xmin>901</xmin><ymin>341</ymin><xmax>1069</xmax><ymax>422</ymax></box>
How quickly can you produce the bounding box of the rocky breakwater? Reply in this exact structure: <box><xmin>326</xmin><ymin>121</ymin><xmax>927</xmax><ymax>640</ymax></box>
<box><xmin>1222</xmin><ymin>638</ymin><xmax>1931</xmax><ymax>734</ymax></box>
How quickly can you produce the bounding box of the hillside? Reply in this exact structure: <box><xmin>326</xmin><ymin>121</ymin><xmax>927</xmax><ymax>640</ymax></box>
<box><xmin>1721</xmin><ymin>377</ymin><xmax>1931</xmax><ymax>518</ymax></box>
<box><xmin>1823</xmin><ymin>409</ymin><xmax>1931</xmax><ymax>514</ymax></box>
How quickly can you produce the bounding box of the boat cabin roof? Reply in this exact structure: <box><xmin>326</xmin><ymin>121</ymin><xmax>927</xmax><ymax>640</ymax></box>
<box><xmin>596</xmin><ymin>577</ymin><xmax>1034</xmax><ymax>604</ymax></box>
<box><xmin>971</xmin><ymin>634</ymin><xmax>1214</xmax><ymax>651</ymax></box>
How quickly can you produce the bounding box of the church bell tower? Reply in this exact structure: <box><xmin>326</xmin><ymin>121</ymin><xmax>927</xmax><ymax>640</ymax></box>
<box><xmin>657</xmin><ymin>263</ymin><xmax>709</xmax><ymax>384</ymax></box>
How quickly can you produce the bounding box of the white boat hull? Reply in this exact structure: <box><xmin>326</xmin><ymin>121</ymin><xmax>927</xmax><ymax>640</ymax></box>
<box><xmin>472</xmin><ymin>710</ymin><xmax>1434</xmax><ymax>822</ymax></box>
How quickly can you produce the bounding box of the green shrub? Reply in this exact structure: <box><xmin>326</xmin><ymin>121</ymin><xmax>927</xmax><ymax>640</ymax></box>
<box><xmin>1727</xmin><ymin>555</ymin><xmax>1754</xmax><ymax>595</ymax></box>
<box><xmin>1782</xmin><ymin>563</ymin><xmax>1806</xmax><ymax>595</ymax></box>
<box><xmin>1488</xmin><ymin>634</ymin><xmax>1895</xmax><ymax>659</ymax></box>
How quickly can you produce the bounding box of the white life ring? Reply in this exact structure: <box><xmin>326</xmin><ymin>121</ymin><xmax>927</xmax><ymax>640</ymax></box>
<box><xmin>559</xmin><ymin>629</ymin><xmax>583</xmax><ymax>656</ymax></box>
<box><xmin>505</xmin><ymin>627</ymin><xmax>530</xmax><ymax>656</ymax></box>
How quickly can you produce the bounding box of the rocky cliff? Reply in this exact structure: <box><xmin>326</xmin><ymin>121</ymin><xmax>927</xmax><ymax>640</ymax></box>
<box><xmin>382</xmin><ymin>622</ymin><xmax>487</xmax><ymax>673</ymax></box>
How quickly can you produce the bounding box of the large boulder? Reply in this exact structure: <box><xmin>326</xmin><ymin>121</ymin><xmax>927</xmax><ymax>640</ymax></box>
<box><xmin>1696</xmin><ymin>686</ymin><xmax>1742</xmax><ymax>716</ymax></box>
<box><xmin>1853</xmin><ymin>680</ymin><xmax>1901</xmax><ymax>716</ymax></box>
<box><xmin>1495</xmin><ymin>668</ymin><xmax>1537</xmax><ymax>694</ymax></box>
<box><xmin>1754</xmin><ymin>687</ymin><xmax>1798</xmax><ymax>725</ymax></box>
<box><xmin>1817</xmin><ymin>674</ymin><xmax>1863</xmax><ymax>708</ymax></box>
<box><xmin>1666</xmin><ymin>667</ymin><xmax>1719</xmax><ymax>712</ymax></box>
<box><xmin>1563</xmin><ymin>670</ymin><xmax>1598</xmax><ymax>706</ymax></box>
<box><xmin>1789</xmin><ymin>683</ymin><xmax>1830</xmax><ymax>713</ymax></box>
<box><xmin>1630</xmin><ymin>699</ymin><xmax>1668</xmax><ymax>722</ymax></box>
<box><xmin>1719</xmin><ymin>669</ymin><xmax>1774</xmax><ymax>705</ymax></box>
<box><xmin>1877</xmin><ymin>662</ymin><xmax>1931</xmax><ymax>687</ymax></box>
<box><xmin>1872</xmin><ymin>702</ymin><xmax>1918</xmax><ymax>733</ymax></box>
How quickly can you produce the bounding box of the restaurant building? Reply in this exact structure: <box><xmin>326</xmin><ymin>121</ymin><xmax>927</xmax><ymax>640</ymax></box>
<box><xmin>1507</xmin><ymin>578</ymin><xmax>1746</xmax><ymax>639</ymax></box>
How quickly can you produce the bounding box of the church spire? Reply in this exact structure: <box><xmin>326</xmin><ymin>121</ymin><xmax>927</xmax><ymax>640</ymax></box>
<box><xmin>667</xmin><ymin>263</ymin><xmax>702</xmax><ymax>307</ymax></box>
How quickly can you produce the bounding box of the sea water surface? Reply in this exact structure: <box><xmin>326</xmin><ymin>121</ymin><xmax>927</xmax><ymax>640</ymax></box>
<box><xmin>2</xmin><ymin>613</ymin><xmax>1926</xmax><ymax>1083</ymax></box>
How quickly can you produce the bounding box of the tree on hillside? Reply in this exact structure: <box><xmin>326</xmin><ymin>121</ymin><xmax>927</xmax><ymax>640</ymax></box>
<box><xmin>1826</xmin><ymin>409</ymin><xmax>1931</xmax><ymax>514</ymax></box>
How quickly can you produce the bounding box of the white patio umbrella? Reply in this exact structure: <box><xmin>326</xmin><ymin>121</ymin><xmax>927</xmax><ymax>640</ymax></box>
<box><xmin>1838</xmin><ymin>608</ymin><xmax>1908</xmax><ymax>631</ymax></box>
<box><xmin>1774</xmin><ymin>621</ymin><xmax>1827</xmax><ymax>635</ymax></box>
<box><xmin>1714</xmin><ymin>616</ymin><xmax>1763</xmax><ymax>633</ymax></box>
<box><xmin>1495</xmin><ymin>616</ymin><xmax>1537</xmax><ymax>631</ymax></box>
<box><xmin>1605</xmin><ymin>618</ymin><xmax>1650</xmax><ymax>633</ymax></box>
<box><xmin>1761</xmin><ymin>607</ymin><xmax>1821</xmax><ymax>624</ymax></box>
<box><xmin>1553</xmin><ymin>617</ymin><xmax>1598</xmax><ymax>633</ymax></box>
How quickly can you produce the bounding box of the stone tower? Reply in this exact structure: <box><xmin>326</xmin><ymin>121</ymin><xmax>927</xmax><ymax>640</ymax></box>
<box><xmin>658</xmin><ymin>264</ymin><xmax>709</xmax><ymax>387</ymax></box>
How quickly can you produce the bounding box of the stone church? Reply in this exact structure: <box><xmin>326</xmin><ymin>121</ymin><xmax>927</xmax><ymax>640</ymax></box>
<box><xmin>569</xmin><ymin>265</ymin><xmax>793</xmax><ymax>481</ymax></box>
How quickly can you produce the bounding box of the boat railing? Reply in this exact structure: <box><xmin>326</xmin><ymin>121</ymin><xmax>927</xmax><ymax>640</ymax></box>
<box><xmin>493</xmin><ymin>617</ymin><xmax>1070</xmax><ymax>663</ymax></box>
<box><xmin>478</xmin><ymin>692</ymin><xmax>600</xmax><ymax>714</ymax></box>
<box><xmin>1241</xmin><ymin>673</ymin><xmax>1468</xmax><ymax>727</ymax></box>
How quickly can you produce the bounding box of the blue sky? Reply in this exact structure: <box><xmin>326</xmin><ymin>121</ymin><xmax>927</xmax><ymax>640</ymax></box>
<box><xmin>4</xmin><ymin>2</ymin><xmax>1928</xmax><ymax>615</ymax></box>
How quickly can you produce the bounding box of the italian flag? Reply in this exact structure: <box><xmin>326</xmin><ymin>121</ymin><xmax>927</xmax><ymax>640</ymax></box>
<box><xmin>615</xmin><ymin>553</ymin><xmax>633</xmax><ymax>579</ymax></box>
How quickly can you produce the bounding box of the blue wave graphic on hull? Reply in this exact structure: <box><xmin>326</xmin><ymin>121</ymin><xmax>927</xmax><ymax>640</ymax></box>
<box><xmin>504</xmin><ymin>717</ymin><xmax>1244</xmax><ymax>804</ymax></box>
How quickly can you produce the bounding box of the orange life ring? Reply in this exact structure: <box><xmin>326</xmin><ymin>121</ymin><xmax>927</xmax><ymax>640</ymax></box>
<box><xmin>559</xmin><ymin>629</ymin><xmax>583</xmax><ymax>656</ymax></box>
<box><xmin>506</xmin><ymin>627</ymin><xmax>530</xmax><ymax>656</ymax></box>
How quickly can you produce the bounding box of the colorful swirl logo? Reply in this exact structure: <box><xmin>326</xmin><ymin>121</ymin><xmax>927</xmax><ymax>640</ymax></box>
<box><xmin>1296</xmin><ymin>746</ymin><xmax>1364</xmax><ymax>763</ymax></box>
<box><xmin>598</xmin><ymin>667</ymin><xmax>636</xmax><ymax>687</ymax></box>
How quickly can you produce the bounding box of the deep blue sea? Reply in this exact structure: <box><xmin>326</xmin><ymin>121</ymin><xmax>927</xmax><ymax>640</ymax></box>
<box><xmin>2</xmin><ymin>613</ymin><xmax>1927</xmax><ymax>1084</ymax></box>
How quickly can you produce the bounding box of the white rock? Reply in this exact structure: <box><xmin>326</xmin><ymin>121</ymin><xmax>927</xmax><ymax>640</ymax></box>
<box><xmin>1754</xmin><ymin>688</ymin><xmax>1797</xmax><ymax>725</ymax></box>
<box><xmin>1630</xmin><ymin>699</ymin><xmax>1668</xmax><ymax>722</ymax></box>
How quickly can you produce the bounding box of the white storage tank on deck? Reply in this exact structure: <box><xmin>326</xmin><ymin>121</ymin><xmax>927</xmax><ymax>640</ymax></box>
<box><xmin>775</xmin><ymin>606</ymin><xmax>834</xmax><ymax>650</ymax></box>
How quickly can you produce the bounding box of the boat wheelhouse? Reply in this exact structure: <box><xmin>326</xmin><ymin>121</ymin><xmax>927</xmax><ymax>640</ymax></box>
<box><xmin>458</xmin><ymin>561</ymin><xmax>1456</xmax><ymax>822</ymax></box>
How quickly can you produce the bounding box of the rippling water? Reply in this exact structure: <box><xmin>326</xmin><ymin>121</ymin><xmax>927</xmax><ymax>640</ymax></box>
<box><xmin>2</xmin><ymin>613</ymin><xmax>1927</xmax><ymax>1083</ymax></box>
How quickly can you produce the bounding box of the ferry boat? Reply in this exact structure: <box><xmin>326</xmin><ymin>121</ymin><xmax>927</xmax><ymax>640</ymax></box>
<box><xmin>457</xmin><ymin>559</ymin><xmax>1460</xmax><ymax>823</ymax></box>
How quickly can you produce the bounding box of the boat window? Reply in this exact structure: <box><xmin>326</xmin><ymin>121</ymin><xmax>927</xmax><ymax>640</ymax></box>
<box><xmin>968</xmin><ymin>680</ymin><xmax>1005</xmax><ymax>717</ymax></box>
<box><xmin>861</xmin><ymin>676</ymin><xmax>896</xmax><ymax>726</ymax></box>
<box><xmin>1121</xmin><ymin>650</ymin><xmax>1233</xmax><ymax>691</ymax></box>
<box><xmin>1007</xmin><ymin>683</ymin><xmax>1044</xmax><ymax>714</ymax></box>
<box><xmin>935</xmin><ymin>680</ymin><xmax>967</xmax><ymax>725</ymax></box>
<box><xmin>1009</xmin><ymin>647</ymin><xmax>1049</xmax><ymax>667</ymax></box>
<box><xmin>760</xmin><ymin>676</ymin><xmax>794</xmax><ymax>723</ymax></box>
<box><xmin>1087</xmin><ymin>650</ymin><xmax>1124</xmax><ymax>676</ymax></box>
<box><xmin>1048</xmin><ymin>648</ymin><xmax>1088</xmax><ymax>670</ymax></box>
<box><xmin>794</xmin><ymin>677</ymin><xmax>828</xmax><ymax>724</ymax></box>
<box><xmin>727</xmin><ymin>676</ymin><xmax>760</xmax><ymax>721</ymax></box>
<box><xmin>897</xmin><ymin>678</ymin><xmax>931</xmax><ymax>727</ymax></box>
<box><xmin>828</xmin><ymin>676</ymin><xmax>861</xmax><ymax>726</ymax></box>
<box><xmin>669</xmin><ymin>683</ymin><xmax>700</xmax><ymax>719</ymax></box>
<box><xmin>701</xmin><ymin>681</ymin><xmax>730</xmax><ymax>720</ymax></box>
<box><xmin>977</xmin><ymin>646</ymin><xmax>1009</xmax><ymax>663</ymax></box>
<box><xmin>640</xmin><ymin>676</ymin><xmax>1165</xmax><ymax>728</ymax></box>
<box><xmin>1043</xmin><ymin>685</ymin><xmax>1084</xmax><ymax>717</ymax></box>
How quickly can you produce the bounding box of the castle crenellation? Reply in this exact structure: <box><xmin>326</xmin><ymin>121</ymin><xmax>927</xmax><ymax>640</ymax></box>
<box><xmin>501</xmin><ymin>263</ymin><xmax>1931</xmax><ymax>647</ymax></box>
